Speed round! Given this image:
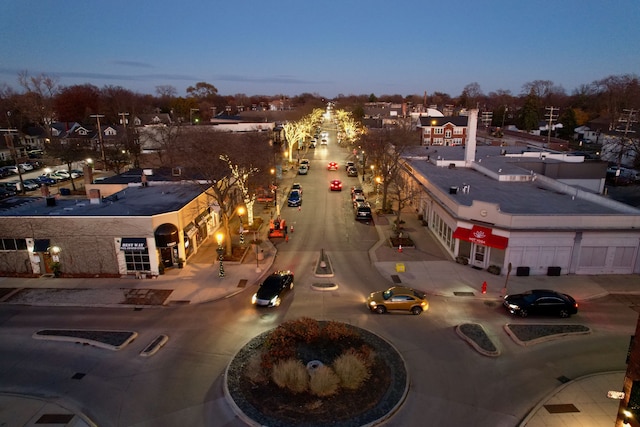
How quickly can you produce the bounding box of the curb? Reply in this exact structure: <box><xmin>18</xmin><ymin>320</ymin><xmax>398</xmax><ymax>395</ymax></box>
<box><xmin>455</xmin><ymin>323</ymin><xmax>500</xmax><ymax>357</ymax></box>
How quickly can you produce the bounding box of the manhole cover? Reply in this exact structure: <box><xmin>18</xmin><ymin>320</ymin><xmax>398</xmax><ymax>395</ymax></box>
<box><xmin>454</xmin><ymin>291</ymin><xmax>475</xmax><ymax>297</ymax></box>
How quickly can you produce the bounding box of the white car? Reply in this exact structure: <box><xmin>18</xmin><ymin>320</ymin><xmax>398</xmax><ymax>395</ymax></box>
<box><xmin>19</xmin><ymin>163</ymin><xmax>34</xmax><ymax>171</ymax></box>
<box><xmin>298</xmin><ymin>165</ymin><xmax>309</xmax><ymax>175</ymax></box>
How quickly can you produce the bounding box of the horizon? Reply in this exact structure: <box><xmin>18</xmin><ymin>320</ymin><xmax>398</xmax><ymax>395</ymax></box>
<box><xmin>1</xmin><ymin>1</ymin><xmax>639</xmax><ymax>99</ymax></box>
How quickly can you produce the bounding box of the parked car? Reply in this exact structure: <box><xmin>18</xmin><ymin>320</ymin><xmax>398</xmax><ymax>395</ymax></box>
<box><xmin>351</xmin><ymin>186</ymin><xmax>364</xmax><ymax>200</ymax></box>
<box><xmin>0</xmin><ymin>188</ymin><xmax>15</xmax><ymax>199</ymax></box>
<box><xmin>18</xmin><ymin>163</ymin><xmax>34</xmax><ymax>171</ymax></box>
<box><xmin>3</xmin><ymin>165</ymin><xmax>21</xmax><ymax>175</ymax></box>
<box><xmin>327</xmin><ymin>162</ymin><xmax>338</xmax><ymax>171</ymax></box>
<box><xmin>287</xmin><ymin>189</ymin><xmax>302</xmax><ymax>207</ymax></box>
<box><xmin>345</xmin><ymin>161</ymin><xmax>355</xmax><ymax>171</ymax></box>
<box><xmin>35</xmin><ymin>176</ymin><xmax>56</xmax><ymax>185</ymax></box>
<box><xmin>347</xmin><ymin>166</ymin><xmax>358</xmax><ymax>177</ymax></box>
<box><xmin>53</xmin><ymin>170</ymin><xmax>71</xmax><ymax>179</ymax></box>
<box><xmin>354</xmin><ymin>202</ymin><xmax>373</xmax><ymax>221</ymax></box>
<box><xmin>366</xmin><ymin>286</ymin><xmax>429</xmax><ymax>315</ymax></box>
<box><xmin>41</xmin><ymin>172</ymin><xmax>65</xmax><ymax>182</ymax></box>
<box><xmin>300</xmin><ymin>159</ymin><xmax>310</xmax><ymax>169</ymax></box>
<box><xmin>503</xmin><ymin>289</ymin><xmax>578</xmax><ymax>318</ymax></box>
<box><xmin>353</xmin><ymin>194</ymin><xmax>366</xmax><ymax>206</ymax></box>
<box><xmin>22</xmin><ymin>179</ymin><xmax>41</xmax><ymax>191</ymax></box>
<box><xmin>321</xmin><ymin>138</ymin><xmax>328</xmax><ymax>145</ymax></box>
<box><xmin>330</xmin><ymin>180</ymin><xmax>342</xmax><ymax>191</ymax></box>
<box><xmin>298</xmin><ymin>164</ymin><xmax>309</xmax><ymax>175</ymax></box>
<box><xmin>291</xmin><ymin>182</ymin><xmax>302</xmax><ymax>194</ymax></box>
<box><xmin>251</xmin><ymin>270</ymin><xmax>294</xmax><ymax>307</ymax></box>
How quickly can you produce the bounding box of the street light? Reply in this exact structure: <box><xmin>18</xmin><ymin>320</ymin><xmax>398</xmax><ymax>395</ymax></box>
<box><xmin>237</xmin><ymin>206</ymin><xmax>246</xmax><ymax>245</ymax></box>
<box><xmin>190</xmin><ymin>108</ymin><xmax>199</xmax><ymax>125</ymax></box>
<box><xmin>270</xmin><ymin>167</ymin><xmax>279</xmax><ymax>217</ymax></box>
<box><xmin>216</xmin><ymin>232</ymin><xmax>225</xmax><ymax>277</ymax></box>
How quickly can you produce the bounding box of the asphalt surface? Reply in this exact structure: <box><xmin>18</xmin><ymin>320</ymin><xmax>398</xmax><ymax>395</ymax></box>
<box><xmin>1</xmin><ymin>191</ymin><xmax>639</xmax><ymax>426</ymax></box>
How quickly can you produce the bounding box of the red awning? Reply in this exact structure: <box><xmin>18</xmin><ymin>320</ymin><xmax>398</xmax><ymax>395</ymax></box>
<box><xmin>453</xmin><ymin>225</ymin><xmax>508</xmax><ymax>249</ymax></box>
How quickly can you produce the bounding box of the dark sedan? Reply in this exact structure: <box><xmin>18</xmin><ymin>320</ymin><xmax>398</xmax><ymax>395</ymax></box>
<box><xmin>252</xmin><ymin>270</ymin><xmax>294</xmax><ymax>307</ymax></box>
<box><xmin>503</xmin><ymin>289</ymin><xmax>578</xmax><ymax>318</ymax></box>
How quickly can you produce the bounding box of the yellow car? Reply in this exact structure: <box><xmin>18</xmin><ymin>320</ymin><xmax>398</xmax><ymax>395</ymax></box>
<box><xmin>366</xmin><ymin>286</ymin><xmax>429</xmax><ymax>315</ymax></box>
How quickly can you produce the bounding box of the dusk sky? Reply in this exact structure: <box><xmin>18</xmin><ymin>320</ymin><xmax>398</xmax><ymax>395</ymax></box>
<box><xmin>1</xmin><ymin>0</ymin><xmax>638</xmax><ymax>99</ymax></box>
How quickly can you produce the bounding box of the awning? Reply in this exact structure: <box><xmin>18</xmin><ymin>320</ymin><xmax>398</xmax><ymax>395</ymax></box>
<box><xmin>453</xmin><ymin>225</ymin><xmax>508</xmax><ymax>249</ymax></box>
<box><xmin>154</xmin><ymin>223</ymin><xmax>179</xmax><ymax>248</ymax></box>
<box><xmin>120</xmin><ymin>237</ymin><xmax>147</xmax><ymax>251</ymax></box>
<box><xmin>184</xmin><ymin>222</ymin><xmax>198</xmax><ymax>238</ymax></box>
<box><xmin>196</xmin><ymin>211</ymin><xmax>210</xmax><ymax>226</ymax></box>
<box><xmin>33</xmin><ymin>239</ymin><xmax>50</xmax><ymax>252</ymax></box>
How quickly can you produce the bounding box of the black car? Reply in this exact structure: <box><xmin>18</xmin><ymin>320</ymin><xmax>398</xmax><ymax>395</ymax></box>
<box><xmin>252</xmin><ymin>270</ymin><xmax>294</xmax><ymax>307</ymax></box>
<box><xmin>503</xmin><ymin>289</ymin><xmax>578</xmax><ymax>318</ymax></box>
<box><xmin>354</xmin><ymin>202</ymin><xmax>373</xmax><ymax>221</ymax></box>
<box><xmin>287</xmin><ymin>189</ymin><xmax>302</xmax><ymax>207</ymax></box>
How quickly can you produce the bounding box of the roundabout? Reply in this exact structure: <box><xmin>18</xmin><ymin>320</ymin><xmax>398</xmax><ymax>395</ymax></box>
<box><xmin>224</xmin><ymin>318</ymin><xmax>409</xmax><ymax>427</ymax></box>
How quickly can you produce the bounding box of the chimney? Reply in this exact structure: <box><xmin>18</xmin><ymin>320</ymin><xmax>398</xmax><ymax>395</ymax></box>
<box><xmin>465</xmin><ymin>109</ymin><xmax>479</xmax><ymax>163</ymax></box>
<box><xmin>89</xmin><ymin>188</ymin><xmax>101</xmax><ymax>205</ymax></box>
<box><xmin>83</xmin><ymin>164</ymin><xmax>93</xmax><ymax>185</ymax></box>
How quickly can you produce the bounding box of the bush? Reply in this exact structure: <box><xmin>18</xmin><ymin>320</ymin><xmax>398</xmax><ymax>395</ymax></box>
<box><xmin>244</xmin><ymin>352</ymin><xmax>268</xmax><ymax>385</ymax></box>
<box><xmin>309</xmin><ymin>365</ymin><xmax>340</xmax><ymax>397</ymax></box>
<box><xmin>333</xmin><ymin>351</ymin><xmax>370</xmax><ymax>390</ymax></box>
<box><xmin>455</xmin><ymin>256</ymin><xmax>469</xmax><ymax>265</ymax></box>
<box><xmin>272</xmin><ymin>359</ymin><xmax>308</xmax><ymax>393</ymax></box>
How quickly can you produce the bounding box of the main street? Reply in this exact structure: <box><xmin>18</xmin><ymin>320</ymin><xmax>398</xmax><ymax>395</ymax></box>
<box><xmin>0</xmin><ymin>129</ymin><xmax>637</xmax><ymax>426</ymax></box>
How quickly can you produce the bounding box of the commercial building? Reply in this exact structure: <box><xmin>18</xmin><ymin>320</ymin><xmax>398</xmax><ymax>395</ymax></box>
<box><xmin>401</xmin><ymin>110</ymin><xmax>640</xmax><ymax>276</ymax></box>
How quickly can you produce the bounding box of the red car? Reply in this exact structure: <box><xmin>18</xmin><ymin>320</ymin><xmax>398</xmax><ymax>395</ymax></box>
<box><xmin>327</xmin><ymin>162</ymin><xmax>338</xmax><ymax>171</ymax></box>
<box><xmin>330</xmin><ymin>180</ymin><xmax>342</xmax><ymax>191</ymax></box>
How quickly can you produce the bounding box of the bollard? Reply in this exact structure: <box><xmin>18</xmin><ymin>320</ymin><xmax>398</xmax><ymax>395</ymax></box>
<box><xmin>481</xmin><ymin>281</ymin><xmax>487</xmax><ymax>294</ymax></box>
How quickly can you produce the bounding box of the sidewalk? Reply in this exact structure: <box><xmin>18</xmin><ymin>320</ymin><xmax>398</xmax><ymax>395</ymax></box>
<box><xmin>1</xmin><ymin>195</ymin><xmax>637</xmax><ymax>426</ymax></box>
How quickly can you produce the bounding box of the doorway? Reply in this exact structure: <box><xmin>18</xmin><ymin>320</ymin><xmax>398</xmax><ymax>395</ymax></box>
<box><xmin>472</xmin><ymin>244</ymin><xmax>487</xmax><ymax>268</ymax></box>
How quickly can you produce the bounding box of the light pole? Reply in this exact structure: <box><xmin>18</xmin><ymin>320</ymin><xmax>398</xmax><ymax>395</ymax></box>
<box><xmin>271</xmin><ymin>167</ymin><xmax>279</xmax><ymax>217</ymax></box>
<box><xmin>361</xmin><ymin>150</ymin><xmax>366</xmax><ymax>183</ymax></box>
<box><xmin>375</xmin><ymin>176</ymin><xmax>381</xmax><ymax>207</ymax></box>
<box><xmin>238</xmin><ymin>206</ymin><xmax>245</xmax><ymax>245</ymax></box>
<box><xmin>190</xmin><ymin>108</ymin><xmax>199</xmax><ymax>125</ymax></box>
<box><xmin>216</xmin><ymin>232</ymin><xmax>225</xmax><ymax>278</ymax></box>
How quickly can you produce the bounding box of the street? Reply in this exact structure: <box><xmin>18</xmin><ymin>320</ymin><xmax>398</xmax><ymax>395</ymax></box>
<box><xmin>0</xmin><ymin>127</ymin><xmax>637</xmax><ymax>426</ymax></box>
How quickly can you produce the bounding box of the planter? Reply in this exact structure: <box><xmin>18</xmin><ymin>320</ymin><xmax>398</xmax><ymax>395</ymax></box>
<box><xmin>487</xmin><ymin>265</ymin><xmax>501</xmax><ymax>275</ymax></box>
<box><xmin>455</xmin><ymin>256</ymin><xmax>469</xmax><ymax>265</ymax></box>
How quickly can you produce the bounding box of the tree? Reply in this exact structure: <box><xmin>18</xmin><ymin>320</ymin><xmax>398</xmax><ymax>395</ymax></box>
<box><xmin>517</xmin><ymin>88</ymin><xmax>540</xmax><ymax>132</ymax></box>
<box><xmin>361</xmin><ymin>124</ymin><xmax>419</xmax><ymax>213</ymax></box>
<box><xmin>169</xmin><ymin>131</ymin><xmax>271</xmax><ymax>256</ymax></box>
<box><xmin>45</xmin><ymin>137</ymin><xmax>91</xmax><ymax>191</ymax></box>
<box><xmin>16</xmin><ymin>71</ymin><xmax>59</xmax><ymax>137</ymax></box>
<box><xmin>186</xmin><ymin>82</ymin><xmax>218</xmax><ymax>99</ymax></box>
<box><xmin>53</xmin><ymin>84</ymin><xmax>100</xmax><ymax>122</ymax></box>
<box><xmin>458</xmin><ymin>82</ymin><xmax>484</xmax><ymax>109</ymax></box>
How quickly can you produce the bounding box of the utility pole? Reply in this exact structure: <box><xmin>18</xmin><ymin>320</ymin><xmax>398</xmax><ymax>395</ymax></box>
<box><xmin>90</xmin><ymin>114</ymin><xmax>106</xmax><ymax>170</ymax></box>
<box><xmin>617</xmin><ymin>109</ymin><xmax>638</xmax><ymax>169</ymax></box>
<box><xmin>545</xmin><ymin>106</ymin><xmax>559</xmax><ymax>148</ymax></box>
<box><xmin>119</xmin><ymin>112</ymin><xmax>133</xmax><ymax>167</ymax></box>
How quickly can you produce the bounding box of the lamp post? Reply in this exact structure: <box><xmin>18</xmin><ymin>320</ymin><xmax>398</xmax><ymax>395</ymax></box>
<box><xmin>190</xmin><ymin>108</ymin><xmax>199</xmax><ymax>125</ymax></box>
<box><xmin>216</xmin><ymin>232</ymin><xmax>225</xmax><ymax>277</ymax></box>
<box><xmin>238</xmin><ymin>206</ymin><xmax>245</xmax><ymax>245</ymax></box>
<box><xmin>361</xmin><ymin>150</ymin><xmax>366</xmax><ymax>183</ymax></box>
<box><xmin>270</xmin><ymin>167</ymin><xmax>279</xmax><ymax>217</ymax></box>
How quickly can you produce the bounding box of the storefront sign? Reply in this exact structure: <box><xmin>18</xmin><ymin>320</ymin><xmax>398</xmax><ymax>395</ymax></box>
<box><xmin>120</xmin><ymin>238</ymin><xmax>147</xmax><ymax>251</ymax></box>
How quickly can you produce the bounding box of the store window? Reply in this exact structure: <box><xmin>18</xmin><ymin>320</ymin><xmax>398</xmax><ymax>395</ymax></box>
<box><xmin>121</xmin><ymin>238</ymin><xmax>150</xmax><ymax>272</ymax></box>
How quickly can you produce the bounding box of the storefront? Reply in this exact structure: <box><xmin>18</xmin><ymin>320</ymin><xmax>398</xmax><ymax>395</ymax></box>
<box><xmin>453</xmin><ymin>225</ymin><xmax>509</xmax><ymax>269</ymax></box>
<box><xmin>120</xmin><ymin>237</ymin><xmax>151</xmax><ymax>273</ymax></box>
<box><xmin>155</xmin><ymin>224</ymin><xmax>179</xmax><ymax>268</ymax></box>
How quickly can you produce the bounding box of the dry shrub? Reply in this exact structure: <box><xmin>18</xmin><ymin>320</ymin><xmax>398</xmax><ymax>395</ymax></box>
<box><xmin>244</xmin><ymin>351</ymin><xmax>268</xmax><ymax>385</ymax></box>
<box><xmin>309</xmin><ymin>365</ymin><xmax>340</xmax><ymax>397</ymax></box>
<box><xmin>321</xmin><ymin>321</ymin><xmax>358</xmax><ymax>341</ymax></box>
<box><xmin>272</xmin><ymin>359</ymin><xmax>308</xmax><ymax>393</ymax></box>
<box><xmin>333</xmin><ymin>351</ymin><xmax>371</xmax><ymax>390</ymax></box>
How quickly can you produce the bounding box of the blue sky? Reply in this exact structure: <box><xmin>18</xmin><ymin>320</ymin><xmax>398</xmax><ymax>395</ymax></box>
<box><xmin>1</xmin><ymin>0</ymin><xmax>638</xmax><ymax>99</ymax></box>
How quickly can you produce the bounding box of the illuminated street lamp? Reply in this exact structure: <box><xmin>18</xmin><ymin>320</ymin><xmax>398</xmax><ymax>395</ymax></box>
<box><xmin>361</xmin><ymin>150</ymin><xmax>366</xmax><ymax>183</ymax></box>
<box><xmin>270</xmin><ymin>167</ymin><xmax>279</xmax><ymax>216</ymax></box>
<box><xmin>375</xmin><ymin>176</ymin><xmax>382</xmax><ymax>206</ymax></box>
<box><xmin>216</xmin><ymin>232</ymin><xmax>225</xmax><ymax>277</ymax></box>
<box><xmin>237</xmin><ymin>206</ymin><xmax>246</xmax><ymax>245</ymax></box>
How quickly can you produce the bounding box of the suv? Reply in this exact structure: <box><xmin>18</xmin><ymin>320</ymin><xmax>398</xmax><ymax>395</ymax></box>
<box><xmin>354</xmin><ymin>202</ymin><xmax>372</xmax><ymax>221</ymax></box>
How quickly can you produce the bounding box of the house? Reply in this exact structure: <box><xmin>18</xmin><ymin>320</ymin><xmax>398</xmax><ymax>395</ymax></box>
<box><xmin>417</xmin><ymin>116</ymin><xmax>468</xmax><ymax>146</ymax></box>
<box><xmin>400</xmin><ymin>109</ymin><xmax>640</xmax><ymax>276</ymax></box>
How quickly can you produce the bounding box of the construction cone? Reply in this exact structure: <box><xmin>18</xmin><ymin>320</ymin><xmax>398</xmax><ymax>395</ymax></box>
<box><xmin>290</xmin><ymin>225</ymin><xmax>294</xmax><ymax>233</ymax></box>
<box><xmin>298</xmin><ymin>206</ymin><xmax>301</xmax><ymax>211</ymax></box>
<box><xmin>286</xmin><ymin>235</ymin><xmax>289</xmax><ymax>243</ymax></box>
<box><xmin>398</xmin><ymin>245</ymin><xmax>403</xmax><ymax>253</ymax></box>
<box><xmin>481</xmin><ymin>281</ymin><xmax>487</xmax><ymax>294</ymax></box>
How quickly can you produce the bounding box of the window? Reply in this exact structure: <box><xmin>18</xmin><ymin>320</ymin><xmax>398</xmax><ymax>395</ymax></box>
<box><xmin>453</xmin><ymin>128</ymin><xmax>463</xmax><ymax>135</ymax></box>
<box><xmin>0</xmin><ymin>238</ymin><xmax>27</xmax><ymax>251</ymax></box>
<box><xmin>125</xmin><ymin>248</ymin><xmax>151</xmax><ymax>272</ymax></box>
<box><xmin>433</xmin><ymin>128</ymin><xmax>443</xmax><ymax>135</ymax></box>
<box><xmin>445</xmin><ymin>130</ymin><xmax>452</xmax><ymax>138</ymax></box>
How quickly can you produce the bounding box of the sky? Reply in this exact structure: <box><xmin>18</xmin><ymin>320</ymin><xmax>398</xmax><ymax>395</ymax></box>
<box><xmin>1</xmin><ymin>0</ymin><xmax>639</xmax><ymax>100</ymax></box>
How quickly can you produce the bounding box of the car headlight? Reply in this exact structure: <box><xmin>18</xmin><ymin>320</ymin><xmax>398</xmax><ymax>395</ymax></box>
<box><xmin>270</xmin><ymin>296</ymin><xmax>279</xmax><ymax>305</ymax></box>
<box><xmin>369</xmin><ymin>301</ymin><xmax>376</xmax><ymax>306</ymax></box>
<box><xmin>508</xmin><ymin>303</ymin><xmax>519</xmax><ymax>310</ymax></box>
<box><xmin>251</xmin><ymin>294</ymin><xmax>257</xmax><ymax>304</ymax></box>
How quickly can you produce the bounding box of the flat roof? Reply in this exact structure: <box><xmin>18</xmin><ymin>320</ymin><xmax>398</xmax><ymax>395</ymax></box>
<box><xmin>404</xmin><ymin>146</ymin><xmax>638</xmax><ymax>216</ymax></box>
<box><xmin>0</xmin><ymin>183</ymin><xmax>205</xmax><ymax>217</ymax></box>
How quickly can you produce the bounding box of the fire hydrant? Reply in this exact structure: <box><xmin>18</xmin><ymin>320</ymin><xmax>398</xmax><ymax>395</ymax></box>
<box><xmin>481</xmin><ymin>281</ymin><xmax>487</xmax><ymax>294</ymax></box>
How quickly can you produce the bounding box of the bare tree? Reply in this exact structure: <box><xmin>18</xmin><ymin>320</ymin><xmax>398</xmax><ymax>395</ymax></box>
<box><xmin>17</xmin><ymin>71</ymin><xmax>59</xmax><ymax>137</ymax></box>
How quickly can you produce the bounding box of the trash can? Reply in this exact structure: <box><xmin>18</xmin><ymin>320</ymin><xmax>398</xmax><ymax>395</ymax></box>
<box><xmin>516</xmin><ymin>266</ymin><xmax>530</xmax><ymax>276</ymax></box>
<box><xmin>547</xmin><ymin>266</ymin><xmax>561</xmax><ymax>276</ymax></box>
<box><xmin>59</xmin><ymin>188</ymin><xmax>71</xmax><ymax>196</ymax></box>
